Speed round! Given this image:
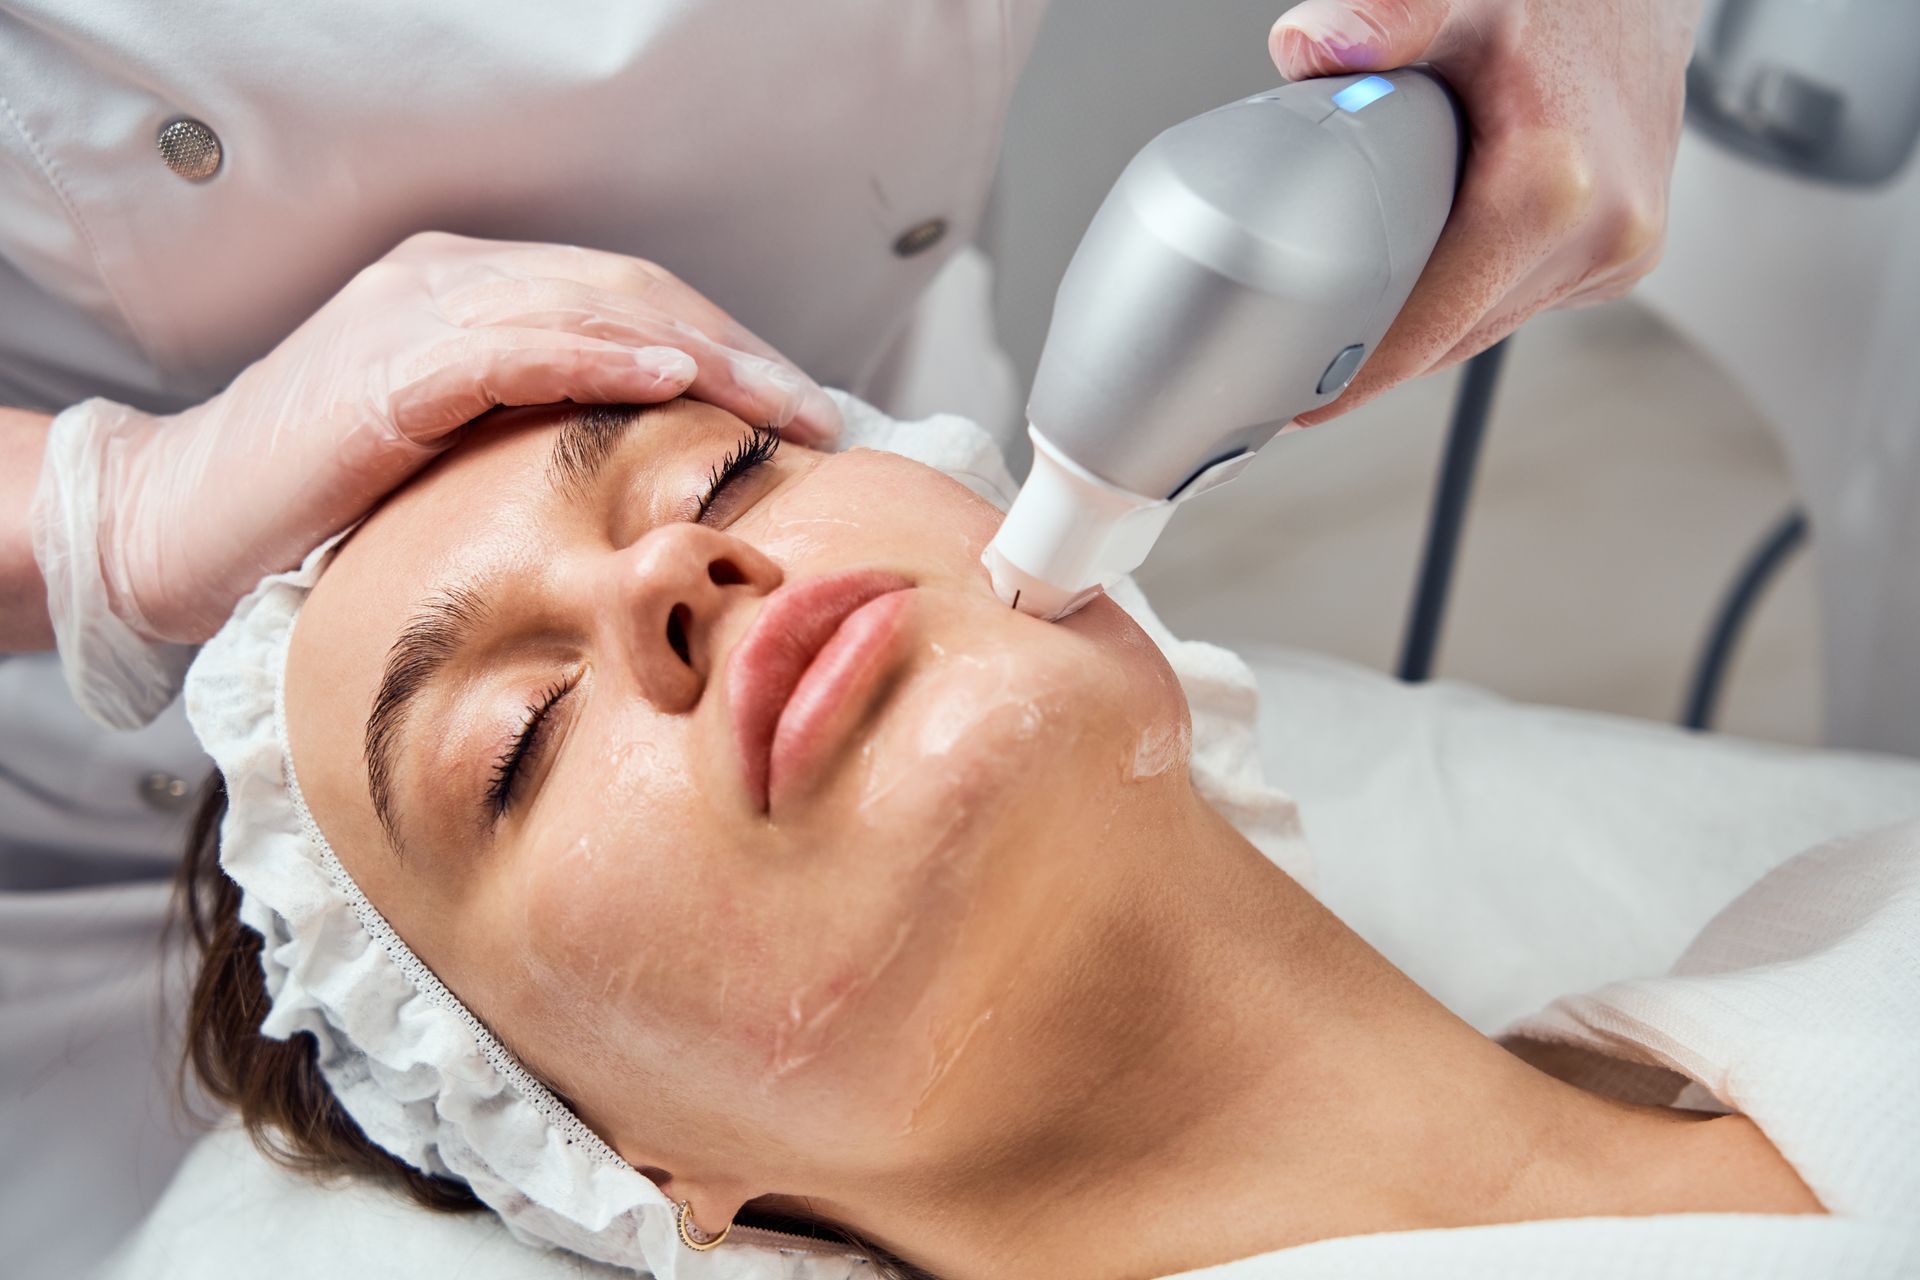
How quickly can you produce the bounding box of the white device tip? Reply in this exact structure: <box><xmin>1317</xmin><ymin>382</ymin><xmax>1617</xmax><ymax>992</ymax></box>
<box><xmin>980</xmin><ymin>426</ymin><xmax>1178</xmax><ymax>623</ymax></box>
<box><xmin>982</xmin><ymin>542</ymin><xmax>1102</xmax><ymax>620</ymax></box>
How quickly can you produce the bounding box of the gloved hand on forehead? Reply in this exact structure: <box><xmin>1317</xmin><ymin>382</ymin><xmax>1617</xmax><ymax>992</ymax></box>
<box><xmin>30</xmin><ymin>230</ymin><xmax>841</xmax><ymax>730</ymax></box>
<box><xmin>1269</xmin><ymin>0</ymin><xmax>1699</xmax><ymax>424</ymax></box>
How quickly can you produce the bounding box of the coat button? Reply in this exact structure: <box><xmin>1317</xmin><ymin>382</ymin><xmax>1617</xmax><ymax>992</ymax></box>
<box><xmin>892</xmin><ymin>218</ymin><xmax>948</xmax><ymax>258</ymax></box>
<box><xmin>157</xmin><ymin>119</ymin><xmax>222</xmax><ymax>181</ymax></box>
<box><xmin>138</xmin><ymin>771</ymin><xmax>194</xmax><ymax>812</ymax></box>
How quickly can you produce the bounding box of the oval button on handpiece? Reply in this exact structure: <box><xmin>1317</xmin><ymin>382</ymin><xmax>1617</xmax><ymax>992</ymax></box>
<box><xmin>1316</xmin><ymin>343</ymin><xmax>1367</xmax><ymax>395</ymax></box>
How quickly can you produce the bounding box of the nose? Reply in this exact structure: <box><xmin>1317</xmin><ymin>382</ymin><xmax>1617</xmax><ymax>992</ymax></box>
<box><xmin>602</xmin><ymin>523</ymin><xmax>782</xmax><ymax>711</ymax></box>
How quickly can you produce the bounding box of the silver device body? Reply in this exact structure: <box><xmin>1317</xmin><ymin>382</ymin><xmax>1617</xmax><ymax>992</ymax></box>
<box><xmin>983</xmin><ymin>68</ymin><xmax>1465</xmax><ymax>619</ymax></box>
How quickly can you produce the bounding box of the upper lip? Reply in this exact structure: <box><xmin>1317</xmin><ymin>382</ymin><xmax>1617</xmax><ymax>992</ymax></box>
<box><xmin>726</xmin><ymin>568</ymin><xmax>914</xmax><ymax>810</ymax></box>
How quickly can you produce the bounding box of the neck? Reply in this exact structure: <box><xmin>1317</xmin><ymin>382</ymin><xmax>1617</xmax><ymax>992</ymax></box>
<box><xmin>827</xmin><ymin>782</ymin><xmax>1691</xmax><ymax>1279</ymax></box>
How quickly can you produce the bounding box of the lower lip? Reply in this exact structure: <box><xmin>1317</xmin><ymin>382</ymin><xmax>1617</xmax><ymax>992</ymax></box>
<box><xmin>766</xmin><ymin>589</ymin><xmax>911</xmax><ymax>808</ymax></box>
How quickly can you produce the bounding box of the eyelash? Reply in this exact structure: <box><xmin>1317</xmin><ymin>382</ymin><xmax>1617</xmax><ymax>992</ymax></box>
<box><xmin>483</xmin><ymin>427</ymin><xmax>783</xmax><ymax>823</ymax></box>
<box><xmin>485</xmin><ymin>677</ymin><xmax>572</xmax><ymax>823</ymax></box>
<box><xmin>695</xmin><ymin>425</ymin><xmax>780</xmax><ymax>523</ymax></box>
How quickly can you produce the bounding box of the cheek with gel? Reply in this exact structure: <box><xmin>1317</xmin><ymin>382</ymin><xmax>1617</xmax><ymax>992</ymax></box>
<box><xmin>1128</xmin><ymin>716</ymin><xmax>1192</xmax><ymax>781</ymax></box>
<box><xmin>749</xmin><ymin>502</ymin><xmax>863</xmax><ymax>566</ymax></box>
<box><xmin>746</xmin><ymin>450</ymin><xmax>999</xmax><ymax>583</ymax></box>
<box><xmin>504</xmin><ymin>720</ymin><xmax>750</xmax><ymax>1076</ymax></box>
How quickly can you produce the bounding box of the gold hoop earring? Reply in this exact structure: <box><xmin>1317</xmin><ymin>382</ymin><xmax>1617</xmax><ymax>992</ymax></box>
<box><xmin>676</xmin><ymin>1199</ymin><xmax>733</xmax><ymax>1251</ymax></box>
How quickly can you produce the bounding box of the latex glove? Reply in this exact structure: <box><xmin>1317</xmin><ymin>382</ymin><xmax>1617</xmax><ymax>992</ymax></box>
<box><xmin>30</xmin><ymin>230</ymin><xmax>841</xmax><ymax>728</ymax></box>
<box><xmin>1271</xmin><ymin>0</ymin><xmax>1700</xmax><ymax>424</ymax></box>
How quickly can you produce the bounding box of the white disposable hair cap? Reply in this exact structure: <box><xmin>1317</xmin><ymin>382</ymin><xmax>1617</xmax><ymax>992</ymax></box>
<box><xmin>182</xmin><ymin>392</ymin><xmax>1308</xmax><ymax>1279</ymax></box>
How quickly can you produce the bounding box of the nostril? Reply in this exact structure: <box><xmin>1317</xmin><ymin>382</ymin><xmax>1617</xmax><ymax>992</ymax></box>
<box><xmin>708</xmin><ymin>557</ymin><xmax>748</xmax><ymax>587</ymax></box>
<box><xmin>666</xmin><ymin>604</ymin><xmax>692</xmax><ymax>666</ymax></box>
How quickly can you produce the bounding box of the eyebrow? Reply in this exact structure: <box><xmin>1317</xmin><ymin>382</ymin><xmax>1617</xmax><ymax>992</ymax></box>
<box><xmin>364</xmin><ymin>584</ymin><xmax>494</xmax><ymax>855</ymax></box>
<box><xmin>363</xmin><ymin>403</ymin><xmax>669</xmax><ymax>854</ymax></box>
<box><xmin>546</xmin><ymin>402</ymin><xmax>670</xmax><ymax>502</ymax></box>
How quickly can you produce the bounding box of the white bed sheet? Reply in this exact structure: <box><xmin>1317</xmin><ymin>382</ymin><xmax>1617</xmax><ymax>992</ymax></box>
<box><xmin>1241</xmin><ymin>644</ymin><xmax>1920</xmax><ymax>1031</ymax></box>
<box><xmin>93</xmin><ymin>648</ymin><xmax>1920</xmax><ymax>1279</ymax></box>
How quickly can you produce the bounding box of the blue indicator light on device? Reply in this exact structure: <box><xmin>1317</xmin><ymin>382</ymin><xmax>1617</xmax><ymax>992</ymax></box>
<box><xmin>1332</xmin><ymin>76</ymin><xmax>1395</xmax><ymax>112</ymax></box>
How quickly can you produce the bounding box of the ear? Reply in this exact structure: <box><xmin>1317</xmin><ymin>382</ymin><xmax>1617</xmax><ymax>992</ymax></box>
<box><xmin>610</xmin><ymin>1134</ymin><xmax>764</xmax><ymax>1233</ymax></box>
<box><xmin>663</xmin><ymin>1174</ymin><xmax>762</xmax><ymax>1240</ymax></box>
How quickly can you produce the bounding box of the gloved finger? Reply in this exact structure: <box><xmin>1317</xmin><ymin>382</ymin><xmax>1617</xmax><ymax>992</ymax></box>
<box><xmin>386</xmin><ymin>332</ymin><xmax>699</xmax><ymax>448</ymax></box>
<box><xmin>444</xmin><ymin>276</ymin><xmax>841</xmax><ymax>445</ymax></box>
<box><xmin>544</xmin><ymin>245</ymin><xmax>795</xmax><ymax>365</ymax></box>
<box><xmin>402</xmin><ymin>233</ymin><xmax>796</xmax><ymax>364</ymax></box>
<box><xmin>685</xmin><ymin>348</ymin><xmax>842</xmax><ymax>448</ymax></box>
<box><xmin>1292</xmin><ymin>128</ymin><xmax>1583</xmax><ymax>426</ymax></box>
<box><xmin>1269</xmin><ymin>0</ymin><xmax>1452</xmax><ymax>79</ymax></box>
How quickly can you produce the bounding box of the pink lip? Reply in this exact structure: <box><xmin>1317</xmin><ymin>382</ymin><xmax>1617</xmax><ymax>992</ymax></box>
<box><xmin>727</xmin><ymin>569</ymin><xmax>914</xmax><ymax>811</ymax></box>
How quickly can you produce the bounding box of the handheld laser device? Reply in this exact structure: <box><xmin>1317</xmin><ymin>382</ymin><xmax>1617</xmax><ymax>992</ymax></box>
<box><xmin>983</xmin><ymin>68</ymin><xmax>1465</xmax><ymax>619</ymax></box>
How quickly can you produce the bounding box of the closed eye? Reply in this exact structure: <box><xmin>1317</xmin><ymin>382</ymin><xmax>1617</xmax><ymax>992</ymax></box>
<box><xmin>484</xmin><ymin>676</ymin><xmax>575</xmax><ymax>824</ymax></box>
<box><xmin>695</xmin><ymin>426</ymin><xmax>781</xmax><ymax>525</ymax></box>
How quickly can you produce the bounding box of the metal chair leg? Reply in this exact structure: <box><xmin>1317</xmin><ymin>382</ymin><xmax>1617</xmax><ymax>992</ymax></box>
<box><xmin>1398</xmin><ymin>339</ymin><xmax>1510</xmax><ymax>683</ymax></box>
<box><xmin>1681</xmin><ymin>508</ymin><xmax>1809</xmax><ymax>730</ymax></box>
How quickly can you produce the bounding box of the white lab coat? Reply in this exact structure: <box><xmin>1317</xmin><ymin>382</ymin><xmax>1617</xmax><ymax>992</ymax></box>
<box><xmin>0</xmin><ymin>3</ymin><xmax>1042</xmax><ymax>1274</ymax></box>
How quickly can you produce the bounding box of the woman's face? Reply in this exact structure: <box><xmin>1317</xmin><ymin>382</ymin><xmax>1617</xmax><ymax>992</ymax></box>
<box><xmin>285</xmin><ymin>399</ymin><xmax>1190</xmax><ymax>1190</ymax></box>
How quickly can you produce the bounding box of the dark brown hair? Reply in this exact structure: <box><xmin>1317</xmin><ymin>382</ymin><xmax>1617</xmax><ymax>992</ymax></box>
<box><xmin>176</xmin><ymin>775</ymin><xmax>938</xmax><ymax>1278</ymax></box>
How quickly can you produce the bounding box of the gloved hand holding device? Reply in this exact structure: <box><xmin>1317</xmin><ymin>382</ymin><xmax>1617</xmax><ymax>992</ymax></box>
<box><xmin>1269</xmin><ymin>0</ymin><xmax>1700</xmax><ymax>424</ymax></box>
<box><xmin>17</xmin><ymin>230</ymin><xmax>840</xmax><ymax>729</ymax></box>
